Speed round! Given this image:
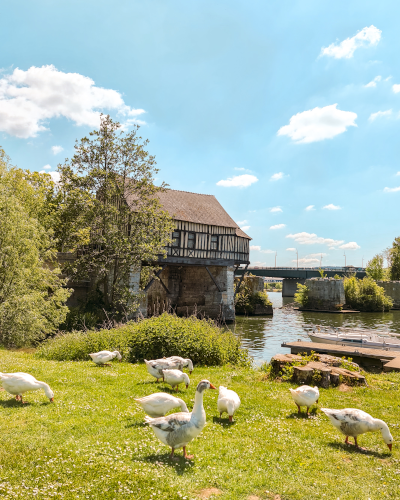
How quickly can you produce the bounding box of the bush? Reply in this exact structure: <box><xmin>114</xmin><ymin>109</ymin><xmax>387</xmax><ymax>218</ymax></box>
<box><xmin>344</xmin><ymin>276</ymin><xmax>393</xmax><ymax>312</ymax></box>
<box><xmin>235</xmin><ymin>276</ymin><xmax>271</xmax><ymax>315</ymax></box>
<box><xmin>37</xmin><ymin>313</ymin><xmax>251</xmax><ymax>366</ymax></box>
<box><xmin>294</xmin><ymin>283</ymin><xmax>309</xmax><ymax>308</ymax></box>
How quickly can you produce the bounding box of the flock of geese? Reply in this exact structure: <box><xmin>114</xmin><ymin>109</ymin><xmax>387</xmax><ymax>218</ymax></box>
<box><xmin>0</xmin><ymin>350</ymin><xmax>394</xmax><ymax>459</ymax></box>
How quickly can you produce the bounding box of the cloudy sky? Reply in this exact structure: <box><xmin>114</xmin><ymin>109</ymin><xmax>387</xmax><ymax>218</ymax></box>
<box><xmin>1</xmin><ymin>1</ymin><xmax>399</xmax><ymax>267</ymax></box>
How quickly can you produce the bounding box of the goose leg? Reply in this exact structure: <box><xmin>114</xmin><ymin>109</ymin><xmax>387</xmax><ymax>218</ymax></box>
<box><xmin>183</xmin><ymin>446</ymin><xmax>194</xmax><ymax>460</ymax></box>
<box><xmin>219</xmin><ymin>412</ymin><xmax>222</xmax><ymax>419</ymax></box>
<box><xmin>229</xmin><ymin>415</ymin><xmax>233</xmax><ymax>422</ymax></box>
<box><xmin>170</xmin><ymin>448</ymin><xmax>179</xmax><ymax>462</ymax></box>
<box><xmin>306</xmin><ymin>407</ymin><xmax>310</xmax><ymax>416</ymax></box>
<box><xmin>296</xmin><ymin>403</ymin><xmax>301</xmax><ymax>414</ymax></box>
<box><xmin>345</xmin><ymin>436</ymin><xmax>350</xmax><ymax>445</ymax></box>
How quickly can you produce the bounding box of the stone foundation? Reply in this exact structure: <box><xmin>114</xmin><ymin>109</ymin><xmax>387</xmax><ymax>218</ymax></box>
<box><xmin>304</xmin><ymin>278</ymin><xmax>345</xmax><ymax>310</ymax></box>
<box><xmin>147</xmin><ymin>265</ymin><xmax>235</xmax><ymax>322</ymax></box>
<box><xmin>377</xmin><ymin>281</ymin><xmax>400</xmax><ymax>309</ymax></box>
<box><xmin>282</xmin><ymin>278</ymin><xmax>305</xmax><ymax>297</ymax></box>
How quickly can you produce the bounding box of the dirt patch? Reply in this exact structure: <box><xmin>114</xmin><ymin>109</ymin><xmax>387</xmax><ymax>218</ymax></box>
<box><xmin>342</xmin><ymin>456</ymin><xmax>352</xmax><ymax>463</ymax></box>
<box><xmin>248</xmin><ymin>496</ymin><xmax>261</xmax><ymax>500</ymax></box>
<box><xmin>10</xmin><ymin>347</ymin><xmax>36</xmax><ymax>354</ymax></box>
<box><xmin>338</xmin><ymin>384</ymin><xmax>352</xmax><ymax>392</ymax></box>
<box><xmin>197</xmin><ymin>488</ymin><xmax>223</xmax><ymax>499</ymax></box>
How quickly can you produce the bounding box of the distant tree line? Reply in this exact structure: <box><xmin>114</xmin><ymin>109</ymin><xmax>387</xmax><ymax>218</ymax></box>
<box><xmin>366</xmin><ymin>238</ymin><xmax>400</xmax><ymax>281</ymax></box>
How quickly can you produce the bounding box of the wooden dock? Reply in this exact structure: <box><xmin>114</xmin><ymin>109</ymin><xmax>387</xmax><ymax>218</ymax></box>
<box><xmin>281</xmin><ymin>341</ymin><xmax>400</xmax><ymax>370</ymax></box>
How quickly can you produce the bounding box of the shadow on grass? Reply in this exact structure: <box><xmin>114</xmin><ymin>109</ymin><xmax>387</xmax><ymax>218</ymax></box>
<box><xmin>0</xmin><ymin>399</ymin><xmax>31</xmax><ymax>408</ymax></box>
<box><xmin>286</xmin><ymin>408</ymin><xmax>318</xmax><ymax>419</ymax></box>
<box><xmin>212</xmin><ymin>416</ymin><xmax>236</xmax><ymax>427</ymax></box>
<box><xmin>142</xmin><ymin>453</ymin><xmax>195</xmax><ymax>475</ymax></box>
<box><xmin>125</xmin><ymin>420</ymin><xmax>147</xmax><ymax>428</ymax></box>
<box><xmin>328</xmin><ymin>442</ymin><xmax>391</xmax><ymax>458</ymax></box>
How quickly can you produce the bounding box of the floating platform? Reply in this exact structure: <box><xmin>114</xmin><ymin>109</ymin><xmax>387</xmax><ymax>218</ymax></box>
<box><xmin>281</xmin><ymin>340</ymin><xmax>400</xmax><ymax>370</ymax></box>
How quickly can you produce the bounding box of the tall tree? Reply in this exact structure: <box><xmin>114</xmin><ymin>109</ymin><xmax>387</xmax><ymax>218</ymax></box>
<box><xmin>0</xmin><ymin>148</ymin><xmax>71</xmax><ymax>346</ymax></box>
<box><xmin>366</xmin><ymin>253</ymin><xmax>387</xmax><ymax>281</ymax></box>
<box><xmin>390</xmin><ymin>237</ymin><xmax>400</xmax><ymax>281</ymax></box>
<box><xmin>58</xmin><ymin>115</ymin><xmax>173</xmax><ymax>317</ymax></box>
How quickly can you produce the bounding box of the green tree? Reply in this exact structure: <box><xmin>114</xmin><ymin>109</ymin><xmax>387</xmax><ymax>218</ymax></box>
<box><xmin>58</xmin><ymin>115</ymin><xmax>174</xmax><ymax>317</ymax></box>
<box><xmin>344</xmin><ymin>276</ymin><xmax>392</xmax><ymax>312</ymax></box>
<box><xmin>366</xmin><ymin>253</ymin><xmax>387</xmax><ymax>281</ymax></box>
<box><xmin>0</xmin><ymin>149</ymin><xmax>71</xmax><ymax>346</ymax></box>
<box><xmin>389</xmin><ymin>237</ymin><xmax>400</xmax><ymax>281</ymax></box>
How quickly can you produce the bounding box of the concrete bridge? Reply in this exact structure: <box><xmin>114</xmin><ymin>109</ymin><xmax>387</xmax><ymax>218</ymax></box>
<box><xmin>235</xmin><ymin>267</ymin><xmax>366</xmax><ymax>297</ymax></box>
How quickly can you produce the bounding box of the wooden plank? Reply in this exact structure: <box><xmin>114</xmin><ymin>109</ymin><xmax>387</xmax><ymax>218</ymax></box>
<box><xmin>205</xmin><ymin>266</ymin><xmax>222</xmax><ymax>292</ymax></box>
<box><xmin>281</xmin><ymin>341</ymin><xmax>398</xmax><ymax>360</ymax></box>
<box><xmin>144</xmin><ymin>264</ymin><xmax>167</xmax><ymax>292</ymax></box>
<box><xmin>383</xmin><ymin>358</ymin><xmax>400</xmax><ymax>372</ymax></box>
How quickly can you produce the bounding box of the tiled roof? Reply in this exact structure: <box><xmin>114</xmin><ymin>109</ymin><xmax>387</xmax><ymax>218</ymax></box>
<box><xmin>127</xmin><ymin>187</ymin><xmax>251</xmax><ymax>239</ymax></box>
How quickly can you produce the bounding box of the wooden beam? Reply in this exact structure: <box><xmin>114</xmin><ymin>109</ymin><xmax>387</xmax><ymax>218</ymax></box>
<box><xmin>205</xmin><ymin>266</ymin><xmax>222</xmax><ymax>292</ymax></box>
<box><xmin>157</xmin><ymin>276</ymin><xmax>171</xmax><ymax>295</ymax></box>
<box><xmin>143</xmin><ymin>265</ymin><xmax>167</xmax><ymax>292</ymax></box>
<box><xmin>234</xmin><ymin>263</ymin><xmax>248</xmax><ymax>296</ymax></box>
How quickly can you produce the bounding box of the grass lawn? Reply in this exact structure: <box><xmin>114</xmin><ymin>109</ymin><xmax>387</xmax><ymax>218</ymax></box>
<box><xmin>0</xmin><ymin>350</ymin><xmax>400</xmax><ymax>499</ymax></box>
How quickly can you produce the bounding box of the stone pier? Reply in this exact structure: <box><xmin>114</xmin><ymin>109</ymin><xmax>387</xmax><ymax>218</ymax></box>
<box><xmin>304</xmin><ymin>278</ymin><xmax>345</xmax><ymax>310</ymax></box>
<box><xmin>377</xmin><ymin>281</ymin><xmax>400</xmax><ymax>309</ymax></box>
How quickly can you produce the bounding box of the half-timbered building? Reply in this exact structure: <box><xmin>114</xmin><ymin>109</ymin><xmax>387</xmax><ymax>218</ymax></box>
<box><xmin>136</xmin><ymin>189</ymin><xmax>251</xmax><ymax>321</ymax></box>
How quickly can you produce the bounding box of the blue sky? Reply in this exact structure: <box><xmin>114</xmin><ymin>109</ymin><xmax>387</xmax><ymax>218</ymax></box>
<box><xmin>1</xmin><ymin>0</ymin><xmax>399</xmax><ymax>267</ymax></box>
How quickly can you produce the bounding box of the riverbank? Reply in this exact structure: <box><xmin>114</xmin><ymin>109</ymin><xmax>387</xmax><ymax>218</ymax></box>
<box><xmin>0</xmin><ymin>350</ymin><xmax>399</xmax><ymax>499</ymax></box>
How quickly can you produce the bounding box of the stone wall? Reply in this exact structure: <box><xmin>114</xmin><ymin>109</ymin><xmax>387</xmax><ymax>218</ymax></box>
<box><xmin>305</xmin><ymin>278</ymin><xmax>345</xmax><ymax>310</ymax></box>
<box><xmin>377</xmin><ymin>281</ymin><xmax>400</xmax><ymax>309</ymax></box>
<box><xmin>147</xmin><ymin>265</ymin><xmax>235</xmax><ymax>321</ymax></box>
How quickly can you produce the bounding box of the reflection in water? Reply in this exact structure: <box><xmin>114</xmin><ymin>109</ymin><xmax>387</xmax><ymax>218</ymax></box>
<box><xmin>231</xmin><ymin>292</ymin><xmax>400</xmax><ymax>363</ymax></box>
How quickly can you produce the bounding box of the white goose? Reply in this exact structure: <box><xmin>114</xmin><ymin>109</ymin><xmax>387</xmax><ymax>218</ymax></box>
<box><xmin>162</xmin><ymin>369</ymin><xmax>190</xmax><ymax>391</ymax></box>
<box><xmin>289</xmin><ymin>385</ymin><xmax>319</xmax><ymax>415</ymax></box>
<box><xmin>135</xmin><ymin>393</ymin><xmax>189</xmax><ymax>417</ymax></box>
<box><xmin>145</xmin><ymin>379</ymin><xmax>216</xmax><ymax>459</ymax></box>
<box><xmin>0</xmin><ymin>373</ymin><xmax>54</xmax><ymax>403</ymax></box>
<box><xmin>144</xmin><ymin>359</ymin><xmax>165</xmax><ymax>381</ymax></box>
<box><xmin>89</xmin><ymin>351</ymin><xmax>122</xmax><ymax>366</ymax></box>
<box><xmin>163</xmin><ymin>356</ymin><xmax>194</xmax><ymax>374</ymax></box>
<box><xmin>321</xmin><ymin>408</ymin><xmax>393</xmax><ymax>451</ymax></box>
<box><xmin>217</xmin><ymin>386</ymin><xmax>241</xmax><ymax>422</ymax></box>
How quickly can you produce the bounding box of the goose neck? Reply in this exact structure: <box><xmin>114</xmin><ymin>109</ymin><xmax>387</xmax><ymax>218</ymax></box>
<box><xmin>191</xmin><ymin>389</ymin><xmax>205</xmax><ymax>419</ymax></box>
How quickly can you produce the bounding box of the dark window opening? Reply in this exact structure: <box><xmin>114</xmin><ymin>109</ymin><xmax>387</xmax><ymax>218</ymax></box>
<box><xmin>187</xmin><ymin>232</ymin><xmax>195</xmax><ymax>249</ymax></box>
<box><xmin>172</xmin><ymin>231</ymin><xmax>180</xmax><ymax>247</ymax></box>
<box><xmin>211</xmin><ymin>235</ymin><xmax>218</xmax><ymax>250</ymax></box>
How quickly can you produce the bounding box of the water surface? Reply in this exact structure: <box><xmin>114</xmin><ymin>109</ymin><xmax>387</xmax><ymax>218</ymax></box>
<box><xmin>231</xmin><ymin>292</ymin><xmax>400</xmax><ymax>363</ymax></box>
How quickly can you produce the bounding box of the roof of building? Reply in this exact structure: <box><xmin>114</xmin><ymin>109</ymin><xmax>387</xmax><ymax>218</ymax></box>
<box><xmin>127</xmin><ymin>187</ymin><xmax>251</xmax><ymax>239</ymax></box>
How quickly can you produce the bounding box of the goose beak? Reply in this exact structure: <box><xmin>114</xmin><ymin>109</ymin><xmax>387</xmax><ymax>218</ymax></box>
<box><xmin>50</xmin><ymin>398</ymin><xmax>54</xmax><ymax>403</ymax></box>
<box><xmin>388</xmin><ymin>444</ymin><xmax>392</xmax><ymax>451</ymax></box>
<box><xmin>209</xmin><ymin>383</ymin><xmax>217</xmax><ymax>390</ymax></box>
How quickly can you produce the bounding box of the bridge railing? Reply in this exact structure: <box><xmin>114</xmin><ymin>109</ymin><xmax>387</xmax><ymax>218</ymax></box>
<box><xmin>237</xmin><ymin>266</ymin><xmax>366</xmax><ymax>272</ymax></box>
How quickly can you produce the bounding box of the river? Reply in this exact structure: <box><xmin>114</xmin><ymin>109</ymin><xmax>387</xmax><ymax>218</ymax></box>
<box><xmin>232</xmin><ymin>292</ymin><xmax>400</xmax><ymax>363</ymax></box>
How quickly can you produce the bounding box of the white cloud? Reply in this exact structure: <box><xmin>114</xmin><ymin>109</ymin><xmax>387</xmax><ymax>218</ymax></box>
<box><xmin>236</xmin><ymin>220</ymin><xmax>247</xmax><ymax>226</ymax></box>
<box><xmin>51</xmin><ymin>145</ymin><xmax>63</xmax><ymax>155</ymax></box>
<box><xmin>216</xmin><ymin>174</ymin><xmax>258</xmax><ymax>188</ymax></box>
<box><xmin>278</xmin><ymin>104</ymin><xmax>357</xmax><ymax>144</ymax></box>
<box><xmin>42</xmin><ymin>164</ymin><xmax>51</xmax><ymax>170</ymax></box>
<box><xmin>0</xmin><ymin>65</ymin><xmax>145</xmax><ymax>138</ymax></box>
<box><xmin>251</xmin><ymin>261</ymin><xmax>267</xmax><ymax>267</ymax></box>
<box><xmin>270</xmin><ymin>172</ymin><xmax>285</xmax><ymax>181</ymax></box>
<box><xmin>270</xmin><ymin>224</ymin><xmax>286</xmax><ymax>230</ymax></box>
<box><xmin>369</xmin><ymin>109</ymin><xmax>392</xmax><ymax>121</ymax></box>
<box><xmin>294</xmin><ymin>258</ymin><xmax>320</xmax><ymax>265</ymax></box>
<box><xmin>320</xmin><ymin>25</ymin><xmax>382</xmax><ymax>59</ymax></box>
<box><xmin>384</xmin><ymin>186</ymin><xmax>400</xmax><ymax>193</ymax></box>
<box><xmin>308</xmin><ymin>253</ymin><xmax>328</xmax><ymax>258</ymax></box>
<box><xmin>241</xmin><ymin>225</ymin><xmax>251</xmax><ymax>231</ymax></box>
<box><xmin>305</xmin><ymin>205</ymin><xmax>315</xmax><ymax>211</ymax></box>
<box><xmin>396</xmin><ymin>172</ymin><xmax>400</xmax><ymax>176</ymax></box>
<box><xmin>286</xmin><ymin>248</ymin><xmax>296</xmax><ymax>252</ymax></box>
<box><xmin>323</xmin><ymin>204</ymin><xmax>341</xmax><ymax>210</ymax></box>
<box><xmin>250</xmin><ymin>245</ymin><xmax>261</xmax><ymax>251</ymax></box>
<box><xmin>39</xmin><ymin>170</ymin><xmax>60</xmax><ymax>183</ymax></box>
<box><xmin>339</xmin><ymin>242</ymin><xmax>360</xmax><ymax>250</ymax></box>
<box><xmin>364</xmin><ymin>75</ymin><xmax>381</xmax><ymax>88</ymax></box>
<box><xmin>261</xmin><ymin>249</ymin><xmax>276</xmax><ymax>254</ymax></box>
<box><xmin>270</xmin><ymin>206</ymin><xmax>282</xmax><ymax>213</ymax></box>
<box><xmin>286</xmin><ymin>232</ymin><xmax>344</xmax><ymax>247</ymax></box>
<box><xmin>392</xmin><ymin>84</ymin><xmax>400</xmax><ymax>93</ymax></box>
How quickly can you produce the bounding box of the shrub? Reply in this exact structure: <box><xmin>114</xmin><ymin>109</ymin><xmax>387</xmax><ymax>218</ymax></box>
<box><xmin>37</xmin><ymin>313</ymin><xmax>251</xmax><ymax>366</ymax></box>
<box><xmin>235</xmin><ymin>276</ymin><xmax>271</xmax><ymax>315</ymax></box>
<box><xmin>344</xmin><ymin>276</ymin><xmax>393</xmax><ymax>312</ymax></box>
<box><xmin>294</xmin><ymin>283</ymin><xmax>309</xmax><ymax>308</ymax></box>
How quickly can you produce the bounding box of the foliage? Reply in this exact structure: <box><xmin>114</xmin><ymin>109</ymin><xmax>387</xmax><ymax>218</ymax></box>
<box><xmin>344</xmin><ymin>276</ymin><xmax>393</xmax><ymax>312</ymax></box>
<box><xmin>333</xmin><ymin>274</ymin><xmax>342</xmax><ymax>279</ymax></box>
<box><xmin>389</xmin><ymin>237</ymin><xmax>400</xmax><ymax>281</ymax></box>
<box><xmin>37</xmin><ymin>313</ymin><xmax>251</xmax><ymax>366</ymax></box>
<box><xmin>0</xmin><ymin>149</ymin><xmax>71</xmax><ymax>347</ymax></box>
<box><xmin>318</xmin><ymin>268</ymin><xmax>327</xmax><ymax>278</ymax></box>
<box><xmin>366</xmin><ymin>253</ymin><xmax>389</xmax><ymax>281</ymax></box>
<box><xmin>235</xmin><ymin>276</ymin><xmax>272</xmax><ymax>315</ymax></box>
<box><xmin>57</xmin><ymin>115</ymin><xmax>174</xmax><ymax>318</ymax></box>
<box><xmin>294</xmin><ymin>283</ymin><xmax>309</xmax><ymax>308</ymax></box>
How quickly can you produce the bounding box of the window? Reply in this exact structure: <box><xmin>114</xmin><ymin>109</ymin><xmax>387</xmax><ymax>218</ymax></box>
<box><xmin>211</xmin><ymin>235</ymin><xmax>218</xmax><ymax>250</ymax></box>
<box><xmin>187</xmin><ymin>232</ymin><xmax>195</xmax><ymax>249</ymax></box>
<box><xmin>172</xmin><ymin>231</ymin><xmax>180</xmax><ymax>247</ymax></box>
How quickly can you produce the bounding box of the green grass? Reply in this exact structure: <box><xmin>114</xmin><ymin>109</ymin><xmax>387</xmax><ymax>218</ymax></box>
<box><xmin>0</xmin><ymin>350</ymin><xmax>400</xmax><ymax>499</ymax></box>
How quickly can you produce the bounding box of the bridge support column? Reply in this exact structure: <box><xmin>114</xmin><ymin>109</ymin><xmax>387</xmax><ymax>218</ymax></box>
<box><xmin>282</xmin><ymin>278</ymin><xmax>305</xmax><ymax>297</ymax></box>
